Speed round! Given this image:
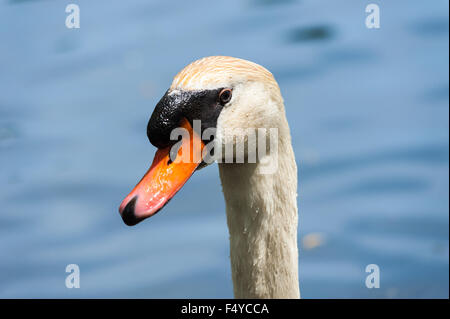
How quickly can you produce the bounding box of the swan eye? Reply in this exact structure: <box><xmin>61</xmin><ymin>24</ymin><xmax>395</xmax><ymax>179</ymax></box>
<box><xmin>219</xmin><ymin>88</ymin><xmax>232</xmax><ymax>105</ymax></box>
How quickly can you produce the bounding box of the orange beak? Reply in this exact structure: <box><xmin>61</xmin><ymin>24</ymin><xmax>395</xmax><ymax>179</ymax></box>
<box><xmin>119</xmin><ymin>118</ymin><xmax>204</xmax><ymax>226</ymax></box>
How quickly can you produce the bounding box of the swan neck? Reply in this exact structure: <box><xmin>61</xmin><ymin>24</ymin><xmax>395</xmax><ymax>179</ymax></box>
<box><xmin>218</xmin><ymin>140</ymin><xmax>299</xmax><ymax>298</ymax></box>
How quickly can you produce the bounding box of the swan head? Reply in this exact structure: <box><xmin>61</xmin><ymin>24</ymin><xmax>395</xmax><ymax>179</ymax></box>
<box><xmin>119</xmin><ymin>56</ymin><xmax>285</xmax><ymax>226</ymax></box>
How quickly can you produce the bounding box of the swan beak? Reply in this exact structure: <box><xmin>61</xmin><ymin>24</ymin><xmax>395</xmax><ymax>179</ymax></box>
<box><xmin>119</xmin><ymin>119</ymin><xmax>204</xmax><ymax>226</ymax></box>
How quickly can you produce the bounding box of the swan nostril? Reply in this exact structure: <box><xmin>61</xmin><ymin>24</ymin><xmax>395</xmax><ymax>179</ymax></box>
<box><xmin>121</xmin><ymin>196</ymin><xmax>140</xmax><ymax>226</ymax></box>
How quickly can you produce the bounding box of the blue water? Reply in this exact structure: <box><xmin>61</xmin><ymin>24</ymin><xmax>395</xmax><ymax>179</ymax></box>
<box><xmin>0</xmin><ymin>0</ymin><xmax>448</xmax><ymax>298</ymax></box>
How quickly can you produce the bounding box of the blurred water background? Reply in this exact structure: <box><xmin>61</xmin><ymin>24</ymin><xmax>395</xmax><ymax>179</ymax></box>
<box><xmin>0</xmin><ymin>0</ymin><xmax>448</xmax><ymax>298</ymax></box>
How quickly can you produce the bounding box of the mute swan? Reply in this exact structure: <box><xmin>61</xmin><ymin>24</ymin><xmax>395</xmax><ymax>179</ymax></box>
<box><xmin>119</xmin><ymin>56</ymin><xmax>299</xmax><ymax>298</ymax></box>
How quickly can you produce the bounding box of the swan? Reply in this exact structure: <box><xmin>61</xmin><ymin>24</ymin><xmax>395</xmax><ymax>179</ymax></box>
<box><xmin>119</xmin><ymin>56</ymin><xmax>299</xmax><ymax>299</ymax></box>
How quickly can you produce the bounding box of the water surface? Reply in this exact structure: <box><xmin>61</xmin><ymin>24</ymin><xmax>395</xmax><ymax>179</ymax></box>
<box><xmin>0</xmin><ymin>0</ymin><xmax>448</xmax><ymax>298</ymax></box>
